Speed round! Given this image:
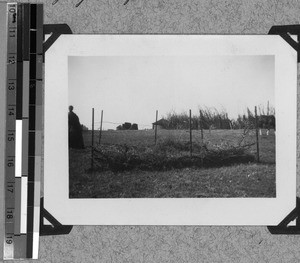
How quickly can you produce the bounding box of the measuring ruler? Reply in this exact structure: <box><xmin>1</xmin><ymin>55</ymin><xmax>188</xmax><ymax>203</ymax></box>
<box><xmin>3</xmin><ymin>3</ymin><xmax>43</xmax><ymax>260</ymax></box>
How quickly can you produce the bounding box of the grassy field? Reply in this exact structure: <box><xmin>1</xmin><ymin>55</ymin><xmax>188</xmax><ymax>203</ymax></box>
<box><xmin>69</xmin><ymin>129</ymin><xmax>275</xmax><ymax>198</ymax></box>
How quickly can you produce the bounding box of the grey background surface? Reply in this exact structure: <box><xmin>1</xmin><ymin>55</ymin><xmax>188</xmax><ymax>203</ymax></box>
<box><xmin>1</xmin><ymin>0</ymin><xmax>300</xmax><ymax>262</ymax></box>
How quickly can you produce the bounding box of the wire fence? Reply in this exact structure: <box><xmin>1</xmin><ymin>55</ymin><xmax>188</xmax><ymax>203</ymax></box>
<box><xmin>84</xmin><ymin>106</ymin><xmax>276</xmax><ymax>170</ymax></box>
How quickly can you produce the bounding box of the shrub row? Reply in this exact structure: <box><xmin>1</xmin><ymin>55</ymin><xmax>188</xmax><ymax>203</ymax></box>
<box><xmin>93</xmin><ymin>138</ymin><xmax>255</xmax><ymax>172</ymax></box>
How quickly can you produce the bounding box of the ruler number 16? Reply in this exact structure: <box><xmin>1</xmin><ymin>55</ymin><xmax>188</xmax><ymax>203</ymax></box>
<box><xmin>7</xmin><ymin>160</ymin><xmax>14</xmax><ymax>168</ymax></box>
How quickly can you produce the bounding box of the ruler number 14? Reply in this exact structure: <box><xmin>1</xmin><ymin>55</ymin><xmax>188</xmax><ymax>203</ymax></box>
<box><xmin>7</xmin><ymin>183</ymin><xmax>14</xmax><ymax>193</ymax></box>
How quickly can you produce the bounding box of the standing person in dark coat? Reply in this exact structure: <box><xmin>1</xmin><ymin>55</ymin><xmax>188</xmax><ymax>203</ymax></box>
<box><xmin>68</xmin><ymin>105</ymin><xmax>85</xmax><ymax>149</ymax></box>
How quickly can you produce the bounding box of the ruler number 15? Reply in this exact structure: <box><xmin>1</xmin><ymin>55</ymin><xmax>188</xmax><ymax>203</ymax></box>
<box><xmin>7</xmin><ymin>133</ymin><xmax>14</xmax><ymax>142</ymax></box>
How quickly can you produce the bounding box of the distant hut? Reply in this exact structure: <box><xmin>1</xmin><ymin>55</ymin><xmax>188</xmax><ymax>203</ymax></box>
<box><xmin>116</xmin><ymin>122</ymin><xmax>138</xmax><ymax>130</ymax></box>
<box><xmin>122</xmin><ymin>122</ymin><xmax>132</xmax><ymax>130</ymax></box>
<box><xmin>130</xmin><ymin>123</ymin><xmax>138</xmax><ymax>130</ymax></box>
<box><xmin>152</xmin><ymin>119</ymin><xmax>169</xmax><ymax>130</ymax></box>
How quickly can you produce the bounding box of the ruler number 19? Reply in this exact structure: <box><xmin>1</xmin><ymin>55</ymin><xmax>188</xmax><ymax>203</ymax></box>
<box><xmin>5</xmin><ymin>236</ymin><xmax>13</xmax><ymax>245</ymax></box>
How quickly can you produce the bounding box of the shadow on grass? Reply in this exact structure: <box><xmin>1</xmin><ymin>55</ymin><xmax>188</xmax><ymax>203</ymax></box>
<box><xmin>90</xmin><ymin>138</ymin><xmax>256</xmax><ymax>173</ymax></box>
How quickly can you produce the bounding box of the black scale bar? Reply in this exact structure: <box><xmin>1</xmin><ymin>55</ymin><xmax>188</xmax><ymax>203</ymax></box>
<box><xmin>27</xmin><ymin>4</ymin><xmax>43</xmax><ymax>259</ymax></box>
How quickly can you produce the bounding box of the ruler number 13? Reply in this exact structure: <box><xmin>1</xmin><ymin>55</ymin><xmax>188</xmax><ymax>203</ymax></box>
<box><xmin>7</xmin><ymin>107</ymin><xmax>15</xmax><ymax>117</ymax></box>
<box><xmin>8</xmin><ymin>82</ymin><xmax>15</xmax><ymax>91</ymax></box>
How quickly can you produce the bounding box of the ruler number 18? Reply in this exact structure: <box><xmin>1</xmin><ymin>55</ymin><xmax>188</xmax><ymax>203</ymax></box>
<box><xmin>6</xmin><ymin>210</ymin><xmax>13</xmax><ymax>220</ymax></box>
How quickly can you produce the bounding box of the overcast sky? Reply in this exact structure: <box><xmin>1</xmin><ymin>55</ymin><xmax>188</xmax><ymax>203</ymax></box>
<box><xmin>68</xmin><ymin>55</ymin><xmax>274</xmax><ymax>130</ymax></box>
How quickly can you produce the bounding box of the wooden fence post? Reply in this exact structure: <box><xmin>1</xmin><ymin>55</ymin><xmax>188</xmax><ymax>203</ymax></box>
<box><xmin>154</xmin><ymin>110</ymin><xmax>158</xmax><ymax>145</ymax></box>
<box><xmin>199</xmin><ymin>110</ymin><xmax>204</xmax><ymax>142</ymax></box>
<box><xmin>189</xmin><ymin>109</ymin><xmax>192</xmax><ymax>157</ymax></box>
<box><xmin>91</xmin><ymin>108</ymin><xmax>94</xmax><ymax>170</ymax></box>
<box><xmin>98</xmin><ymin>110</ymin><xmax>103</xmax><ymax>144</ymax></box>
<box><xmin>255</xmin><ymin>106</ymin><xmax>260</xmax><ymax>163</ymax></box>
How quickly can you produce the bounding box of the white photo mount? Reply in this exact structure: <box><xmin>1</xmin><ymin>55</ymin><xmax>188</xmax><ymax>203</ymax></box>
<box><xmin>44</xmin><ymin>33</ymin><xmax>297</xmax><ymax>226</ymax></box>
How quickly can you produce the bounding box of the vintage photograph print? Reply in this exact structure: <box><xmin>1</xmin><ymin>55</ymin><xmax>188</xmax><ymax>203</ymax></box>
<box><xmin>44</xmin><ymin>35</ymin><xmax>296</xmax><ymax>225</ymax></box>
<box><xmin>68</xmin><ymin>55</ymin><xmax>276</xmax><ymax>199</ymax></box>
